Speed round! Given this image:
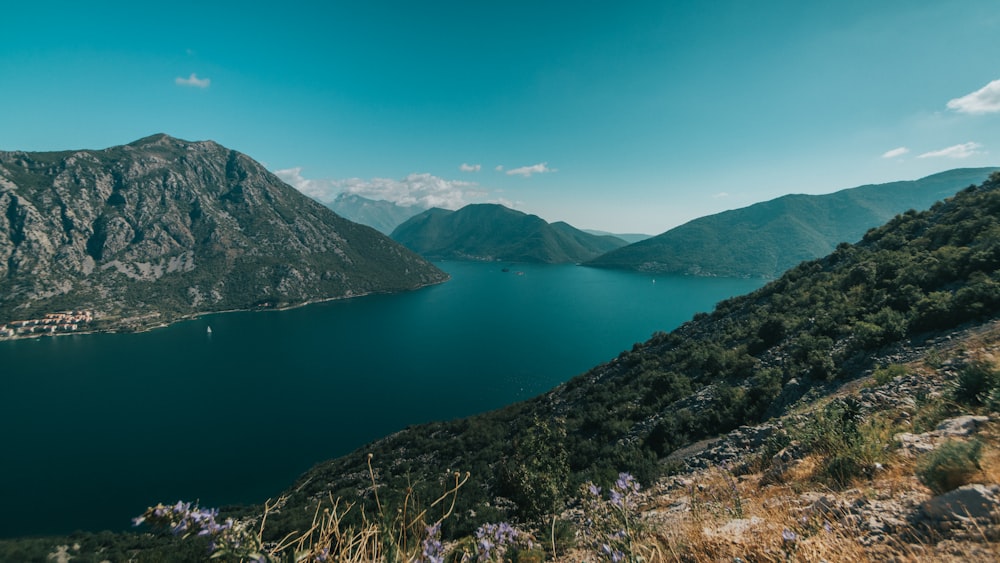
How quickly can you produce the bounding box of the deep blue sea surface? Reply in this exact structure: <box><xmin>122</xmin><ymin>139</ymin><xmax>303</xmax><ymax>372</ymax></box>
<box><xmin>0</xmin><ymin>262</ymin><xmax>764</xmax><ymax>537</ymax></box>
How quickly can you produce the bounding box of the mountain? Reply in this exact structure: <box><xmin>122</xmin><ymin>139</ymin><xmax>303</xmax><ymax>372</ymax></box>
<box><xmin>582</xmin><ymin>229</ymin><xmax>651</xmax><ymax>244</ymax></box>
<box><xmin>587</xmin><ymin>167</ymin><xmax>999</xmax><ymax>278</ymax></box>
<box><xmin>325</xmin><ymin>192</ymin><xmax>424</xmax><ymax>235</ymax></box>
<box><xmin>260</xmin><ymin>172</ymin><xmax>1000</xmax><ymax>535</ymax></box>
<box><xmin>0</xmin><ymin>134</ymin><xmax>448</xmax><ymax>330</ymax></box>
<box><xmin>390</xmin><ymin>203</ymin><xmax>628</xmax><ymax>263</ymax></box>
<box><xmin>7</xmin><ymin>174</ymin><xmax>1000</xmax><ymax>560</ymax></box>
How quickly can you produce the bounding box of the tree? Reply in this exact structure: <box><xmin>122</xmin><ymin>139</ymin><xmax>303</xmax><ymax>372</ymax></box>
<box><xmin>498</xmin><ymin>416</ymin><xmax>570</xmax><ymax>521</ymax></box>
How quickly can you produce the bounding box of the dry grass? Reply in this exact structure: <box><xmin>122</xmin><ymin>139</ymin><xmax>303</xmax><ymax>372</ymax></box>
<box><xmin>630</xmin><ymin>462</ymin><xmax>1000</xmax><ymax>563</ymax></box>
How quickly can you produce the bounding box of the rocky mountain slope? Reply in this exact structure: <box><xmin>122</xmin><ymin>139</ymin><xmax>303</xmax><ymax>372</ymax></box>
<box><xmin>391</xmin><ymin>203</ymin><xmax>627</xmax><ymax>263</ymax></box>
<box><xmin>587</xmin><ymin>167</ymin><xmax>998</xmax><ymax>278</ymax></box>
<box><xmin>0</xmin><ymin>134</ymin><xmax>447</xmax><ymax>330</ymax></box>
<box><xmin>326</xmin><ymin>192</ymin><xmax>424</xmax><ymax>235</ymax></box>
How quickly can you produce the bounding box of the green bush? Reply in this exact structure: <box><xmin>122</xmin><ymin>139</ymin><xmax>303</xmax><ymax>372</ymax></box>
<box><xmin>792</xmin><ymin>398</ymin><xmax>892</xmax><ymax>487</ymax></box>
<box><xmin>953</xmin><ymin>360</ymin><xmax>1000</xmax><ymax>407</ymax></box>
<box><xmin>872</xmin><ymin>363</ymin><xmax>908</xmax><ymax>386</ymax></box>
<box><xmin>916</xmin><ymin>439</ymin><xmax>983</xmax><ymax>495</ymax></box>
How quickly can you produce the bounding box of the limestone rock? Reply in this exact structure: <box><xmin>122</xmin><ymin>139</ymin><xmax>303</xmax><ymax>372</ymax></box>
<box><xmin>921</xmin><ymin>484</ymin><xmax>1000</xmax><ymax>522</ymax></box>
<box><xmin>0</xmin><ymin>134</ymin><xmax>448</xmax><ymax>328</ymax></box>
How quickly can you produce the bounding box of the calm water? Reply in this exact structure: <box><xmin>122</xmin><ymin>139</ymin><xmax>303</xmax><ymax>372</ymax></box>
<box><xmin>0</xmin><ymin>262</ymin><xmax>763</xmax><ymax>537</ymax></box>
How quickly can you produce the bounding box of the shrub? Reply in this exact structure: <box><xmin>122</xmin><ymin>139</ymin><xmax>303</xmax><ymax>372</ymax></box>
<box><xmin>792</xmin><ymin>398</ymin><xmax>892</xmax><ymax>487</ymax></box>
<box><xmin>953</xmin><ymin>360</ymin><xmax>1000</xmax><ymax>407</ymax></box>
<box><xmin>916</xmin><ymin>439</ymin><xmax>984</xmax><ymax>495</ymax></box>
<box><xmin>872</xmin><ymin>363</ymin><xmax>908</xmax><ymax>386</ymax></box>
<box><xmin>498</xmin><ymin>417</ymin><xmax>570</xmax><ymax>521</ymax></box>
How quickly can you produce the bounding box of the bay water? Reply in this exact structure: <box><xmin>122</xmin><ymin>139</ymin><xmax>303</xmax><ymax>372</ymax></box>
<box><xmin>0</xmin><ymin>262</ymin><xmax>763</xmax><ymax>537</ymax></box>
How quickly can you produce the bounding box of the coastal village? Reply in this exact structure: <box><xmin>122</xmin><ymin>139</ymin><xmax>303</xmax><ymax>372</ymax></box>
<box><xmin>0</xmin><ymin>310</ymin><xmax>94</xmax><ymax>338</ymax></box>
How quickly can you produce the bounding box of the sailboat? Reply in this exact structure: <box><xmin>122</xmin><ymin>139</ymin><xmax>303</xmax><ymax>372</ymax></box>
<box><xmin>206</xmin><ymin>326</ymin><xmax>213</xmax><ymax>335</ymax></box>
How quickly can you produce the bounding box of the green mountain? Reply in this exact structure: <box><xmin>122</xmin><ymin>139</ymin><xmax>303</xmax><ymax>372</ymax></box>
<box><xmin>259</xmin><ymin>172</ymin><xmax>1000</xmax><ymax>536</ymax></box>
<box><xmin>0</xmin><ymin>134</ymin><xmax>448</xmax><ymax>330</ymax></box>
<box><xmin>587</xmin><ymin>167</ymin><xmax>999</xmax><ymax>278</ymax></box>
<box><xmin>390</xmin><ymin>203</ymin><xmax>628</xmax><ymax>263</ymax></box>
<box><xmin>325</xmin><ymin>192</ymin><xmax>424</xmax><ymax>235</ymax></box>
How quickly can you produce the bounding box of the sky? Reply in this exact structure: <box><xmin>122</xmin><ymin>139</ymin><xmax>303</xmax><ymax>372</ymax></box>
<box><xmin>2</xmin><ymin>1</ymin><xmax>1000</xmax><ymax>235</ymax></box>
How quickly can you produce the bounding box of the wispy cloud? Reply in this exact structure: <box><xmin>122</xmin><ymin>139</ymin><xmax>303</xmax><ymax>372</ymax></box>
<box><xmin>917</xmin><ymin>142</ymin><xmax>983</xmax><ymax>159</ymax></box>
<box><xmin>495</xmin><ymin>165</ymin><xmax>504</xmax><ymax>172</ymax></box>
<box><xmin>459</xmin><ymin>163</ymin><xmax>481</xmax><ymax>172</ymax></box>
<box><xmin>175</xmin><ymin>73</ymin><xmax>211</xmax><ymax>88</ymax></box>
<box><xmin>711</xmin><ymin>192</ymin><xmax>729</xmax><ymax>199</ymax></box>
<box><xmin>881</xmin><ymin>147</ymin><xmax>910</xmax><ymax>159</ymax></box>
<box><xmin>274</xmin><ymin>167</ymin><xmax>485</xmax><ymax>209</ymax></box>
<box><xmin>947</xmin><ymin>79</ymin><xmax>1000</xmax><ymax>114</ymax></box>
<box><xmin>506</xmin><ymin>162</ymin><xmax>556</xmax><ymax>177</ymax></box>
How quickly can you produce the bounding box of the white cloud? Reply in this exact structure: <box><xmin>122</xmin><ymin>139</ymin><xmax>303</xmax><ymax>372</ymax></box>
<box><xmin>460</xmin><ymin>163</ymin><xmax>481</xmax><ymax>172</ymax></box>
<box><xmin>274</xmin><ymin>167</ymin><xmax>485</xmax><ymax>210</ymax></box>
<box><xmin>917</xmin><ymin>142</ymin><xmax>983</xmax><ymax>159</ymax></box>
<box><xmin>881</xmin><ymin>147</ymin><xmax>910</xmax><ymax>159</ymax></box>
<box><xmin>947</xmin><ymin>79</ymin><xmax>1000</xmax><ymax>114</ymax></box>
<box><xmin>711</xmin><ymin>192</ymin><xmax>729</xmax><ymax>199</ymax></box>
<box><xmin>506</xmin><ymin>162</ymin><xmax>556</xmax><ymax>177</ymax></box>
<box><xmin>495</xmin><ymin>165</ymin><xmax>504</xmax><ymax>172</ymax></box>
<box><xmin>175</xmin><ymin>73</ymin><xmax>210</xmax><ymax>88</ymax></box>
<box><xmin>273</xmin><ymin>167</ymin><xmax>343</xmax><ymax>203</ymax></box>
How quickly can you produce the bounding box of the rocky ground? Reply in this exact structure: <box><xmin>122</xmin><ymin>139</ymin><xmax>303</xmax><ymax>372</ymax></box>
<box><xmin>554</xmin><ymin>322</ymin><xmax>1000</xmax><ymax>562</ymax></box>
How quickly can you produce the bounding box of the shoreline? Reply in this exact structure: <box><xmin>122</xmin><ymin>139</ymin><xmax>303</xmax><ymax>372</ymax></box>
<box><xmin>0</xmin><ymin>276</ymin><xmax>450</xmax><ymax>342</ymax></box>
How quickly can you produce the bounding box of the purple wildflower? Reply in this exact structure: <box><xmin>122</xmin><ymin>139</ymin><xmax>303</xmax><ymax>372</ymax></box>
<box><xmin>421</xmin><ymin>522</ymin><xmax>444</xmax><ymax>563</ymax></box>
<box><xmin>781</xmin><ymin>528</ymin><xmax>797</xmax><ymax>543</ymax></box>
<box><xmin>614</xmin><ymin>472</ymin><xmax>640</xmax><ymax>495</ymax></box>
<box><xmin>609</xmin><ymin>489</ymin><xmax>624</xmax><ymax>509</ymax></box>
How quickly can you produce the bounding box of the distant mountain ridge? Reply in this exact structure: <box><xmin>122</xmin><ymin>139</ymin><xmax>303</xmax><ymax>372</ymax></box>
<box><xmin>587</xmin><ymin>167</ymin><xmax>999</xmax><ymax>278</ymax></box>
<box><xmin>582</xmin><ymin>229</ymin><xmax>651</xmax><ymax>244</ymax></box>
<box><xmin>325</xmin><ymin>193</ymin><xmax>423</xmax><ymax>235</ymax></box>
<box><xmin>0</xmin><ymin>134</ymin><xmax>448</xmax><ymax>329</ymax></box>
<box><xmin>390</xmin><ymin>203</ymin><xmax>628</xmax><ymax>263</ymax></box>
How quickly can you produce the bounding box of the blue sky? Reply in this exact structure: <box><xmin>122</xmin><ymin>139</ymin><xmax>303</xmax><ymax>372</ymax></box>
<box><xmin>3</xmin><ymin>1</ymin><xmax>999</xmax><ymax>234</ymax></box>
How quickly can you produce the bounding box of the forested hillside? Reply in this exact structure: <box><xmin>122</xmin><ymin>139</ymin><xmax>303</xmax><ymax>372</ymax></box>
<box><xmin>587</xmin><ymin>167</ymin><xmax>998</xmax><ymax>278</ymax></box>
<box><xmin>261</xmin><ymin>172</ymin><xmax>1000</xmax><ymax>539</ymax></box>
<box><xmin>391</xmin><ymin>203</ymin><xmax>627</xmax><ymax>263</ymax></box>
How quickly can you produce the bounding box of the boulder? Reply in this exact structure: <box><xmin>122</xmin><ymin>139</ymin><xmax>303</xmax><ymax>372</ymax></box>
<box><xmin>921</xmin><ymin>484</ymin><xmax>1000</xmax><ymax>522</ymax></box>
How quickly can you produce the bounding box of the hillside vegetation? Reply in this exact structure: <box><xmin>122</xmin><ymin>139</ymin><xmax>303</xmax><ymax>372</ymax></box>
<box><xmin>269</xmin><ymin>172</ymin><xmax>1000</xmax><ymax>537</ymax></box>
<box><xmin>5</xmin><ymin>174</ymin><xmax>1000</xmax><ymax>561</ymax></box>
<box><xmin>588</xmin><ymin>167</ymin><xmax>998</xmax><ymax>278</ymax></box>
<box><xmin>391</xmin><ymin>203</ymin><xmax>627</xmax><ymax>263</ymax></box>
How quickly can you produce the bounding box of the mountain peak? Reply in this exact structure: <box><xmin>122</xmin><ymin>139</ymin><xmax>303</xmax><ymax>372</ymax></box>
<box><xmin>127</xmin><ymin>133</ymin><xmax>180</xmax><ymax>146</ymax></box>
<box><xmin>0</xmin><ymin>137</ymin><xmax>447</xmax><ymax>328</ymax></box>
<box><xmin>391</xmin><ymin>203</ymin><xmax>627</xmax><ymax>263</ymax></box>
